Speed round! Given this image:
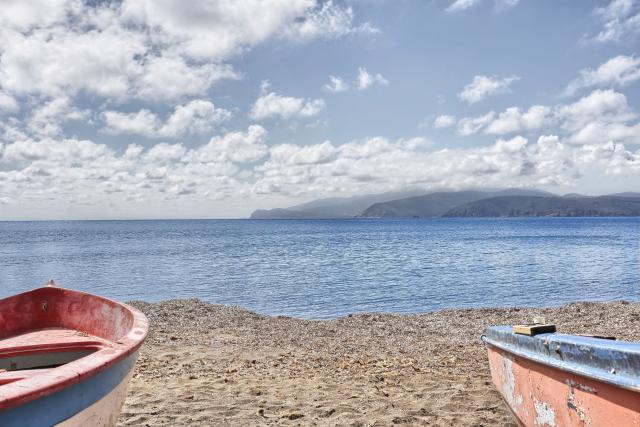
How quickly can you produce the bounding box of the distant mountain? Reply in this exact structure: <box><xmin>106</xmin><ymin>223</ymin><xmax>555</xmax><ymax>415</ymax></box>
<box><xmin>443</xmin><ymin>195</ymin><xmax>640</xmax><ymax>217</ymax></box>
<box><xmin>357</xmin><ymin>189</ymin><xmax>553</xmax><ymax>218</ymax></box>
<box><xmin>249</xmin><ymin>190</ymin><xmax>425</xmax><ymax>219</ymax></box>
<box><xmin>609</xmin><ymin>192</ymin><xmax>640</xmax><ymax>198</ymax></box>
<box><xmin>562</xmin><ymin>193</ymin><xmax>591</xmax><ymax>198</ymax></box>
<box><xmin>251</xmin><ymin>189</ymin><xmax>640</xmax><ymax>219</ymax></box>
<box><xmin>561</xmin><ymin>192</ymin><xmax>640</xmax><ymax>199</ymax></box>
<box><xmin>250</xmin><ymin>208</ymin><xmax>331</xmax><ymax>219</ymax></box>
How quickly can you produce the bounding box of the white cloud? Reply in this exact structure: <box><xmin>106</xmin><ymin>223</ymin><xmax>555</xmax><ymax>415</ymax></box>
<box><xmin>558</xmin><ymin>90</ymin><xmax>639</xmax><ymax>146</ymax></box>
<box><xmin>269</xmin><ymin>141</ymin><xmax>336</xmax><ymax>165</ymax></box>
<box><xmin>0</xmin><ymin>28</ymin><xmax>238</xmax><ymax>101</ymax></box>
<box><xmin>433</xmin><ymin>115</ymin><xmax>456</xmax><ymax>128</ymax></box>
<box><xmin>446</xmin><ymin>0</ymin><xmax>519</xmax><ymax>13</ymax></box>
<box><xmin>187</xmin><ymin>125</ymin><xmax>268</xmax><ymax>164</ymax></box>
<box><xmin>0</xmin><ymin>0</ymin><xmax>373</xmax><ymax>102</ymax></box>
<box><xmin>0</xmin><ymin>25</ymin><xmax>146</xmax><ymax>98</ymax></box>
<box><xmin>1</xmin><ymin>123</ymin><xmax>639</xmax><ymax>217</ymax></box>
<box><xmin>0</xmin><ymin>0</ymin><xmax>79</xmax><ymax>32</ymax></box>
<box><xmin>579</xmin><ymin>141</ymin><xmax>640</xmax><ymax>175</ymax></box>
<box><xmin>283</xmin><ymin>0</ymin><xmax>379</xmax><ymax>40</ymax></box>
<box><xmin>446</xmin><ymin>0</ymin><xmax>482</xmax><ymax>12</ymax></box>
<box><xmin>27</xmin><ymin>97</ymin><xmax>89</xmax><ymax>137</ymax></box>
<box><xmin>323</xmin><ymin>75</ymin><xmax>349</xmax><ymax>93</ymax></box>
<box><xmin>558</xmin><ymin>89</ymin><xmax>634</xmax><ymax>132</ymax></box>
<box><xmin>570</xmin><ymin>121</ymin><xmax>640</xmax><ymax>146</ymax></box>
<box><xmin>249</xmin><ymin>87</ymin><xmax>325</xmax><ymax>120</ymax></box>
<box><xmin>0</xmin><ymin>91</ymin><xmax>19</xmax><ymax>114</ymax></box>
<box><xmin>458</xmin><ymin>74</ymin><xmax>520</xmax><ymax>104</ymax></box>
<box><xmin>103</xmin><ymin>109</ymin><xmax>160</xmax><ymax>137</ymax></box>
<box><xmin>253</xmin><ymin>134</ymin><xmax>589</xmax><ymax>198</ymax></box>
<box><xmin>590</xmin><ymin>0</ymin><xmax>640</xmax><ymax>43</ymax></box>
<box><xmin>356</xmin><ymin>67</ymin><xmax>389</xmax><ymax>90</ymax></box>
<box><xmin>2</xmin><ymin>138</ymin><xmax>109</xmax><ymax>167</ymax></box>
<box><xmin>122</xmin><ymin>0</ymin><xmax>375</xmax><ymax>60</ymax></box>
<box><xmin>103</xmin><ymin>100</ymin><xmax>232</xmax><ymax>138</ymax></box>
<box><xmin>565</xmin><ymin>55</ymin><xmax>640</xmax><ymax>95</ymax></box>
<box><xmin>492</xmin><ymin>135</ymin><xmax>528</xmax><ymax>153</ymax></box>
<box><xmin>456</xmin><ymin>89</ymin><xmax>639</xmax><ymax>143</ymax></box>
<box><xmin>457</xmin><ymin>112</ymin><xmax>496</xmax><ymax>135</ymax></box>
<box><xmin>0</xmin><ymin>125</ymin><xmax>272</xmax><ymax>216</ymax></box>
<box><xmin>2</xmin><ymin>1</ymin><xmax>640</xmax><ymax>217</ymax></box>
<box><xmin>485</xmin><ymin>105</ymin><xmax>553</xmax><ymax>135</ymax></box>
<box><xmin>162</xmin><ymin>100</ymin><xmax>232</xmax><ymax>136</ymax></box>
<box><xmin>255</xmin><ymin>136</ymin><xmax>434</xmax><ymax>196</ymax></box>
<box><xmin>144</xmin><ymin>143</ymin><xmax>187</xmax><ymax>163</ymax></box>
<box><xmin>324</xmin><ymin>68</ymin><xmax>389</xmax><ymax>92</ymax></box>
<box><xmin>119</xmin><ymin>0</ymin><xmax>308</xmax><ymax>60</ymax></box>
<box><xmin>135</xmin><ymin>56</ymin><xmax>238</xmax><ymax>101</ymax></box>
<box><xmin>595</xmin><ymin>0</ymin><xmax>635</xmax><ymax>20</ymax></box>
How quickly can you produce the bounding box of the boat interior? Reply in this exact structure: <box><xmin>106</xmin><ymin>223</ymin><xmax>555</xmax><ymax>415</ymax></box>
<box><xmin>0</xmin><ymin>286</ymin><xmax>135</xmax><ymax>387</ymax></box>
<box><xmin>0</xmin><ymin>329</ymin><xmax>111</xmax><ymax>385</ymax></box>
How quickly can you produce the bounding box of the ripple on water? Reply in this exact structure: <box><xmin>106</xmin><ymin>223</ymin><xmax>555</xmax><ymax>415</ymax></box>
<box><xmin>0</xmin><ymin>217</ymin><xmax>638</xmax><ymax>319</ymax></box>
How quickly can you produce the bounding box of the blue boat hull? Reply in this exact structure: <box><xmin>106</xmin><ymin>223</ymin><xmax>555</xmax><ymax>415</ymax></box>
<box><xmin>0</xmin><ymin>351</ymin><xmax>138</xmax><ymax>427</ymax></box>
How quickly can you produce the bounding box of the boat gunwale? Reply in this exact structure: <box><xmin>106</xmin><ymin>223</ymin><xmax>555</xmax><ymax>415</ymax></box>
<box><xmin>0</xmin><ymin>287</ymin><xmax>148</xmax><ymax>411</ymax></box>
<box><xmin>481</xmin><ymin>326</ymin><xmax>640</xmax><ymax>393</ymax></box>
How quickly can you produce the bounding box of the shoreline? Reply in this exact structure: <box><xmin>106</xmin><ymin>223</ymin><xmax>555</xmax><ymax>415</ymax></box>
<box><xmin>118</xmin><ymin>300</ymin><xmax>640</xmax><ymax>426</ymax></box>
<box><xmin>130</xmin><ymin>298</ymin><xmax>640</xmax><ymax>322</ymax></box>
<box><xmin>125</xmin><ymin>297</ymin><xmax>640</xmax><ymax>322</ymax></box>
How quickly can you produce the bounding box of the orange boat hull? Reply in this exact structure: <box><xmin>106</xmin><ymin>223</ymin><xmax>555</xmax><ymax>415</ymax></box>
<box><xmin>487</xmin><ymin>345</ymin><xmax>640</xmax><ymax>426</ymax></box>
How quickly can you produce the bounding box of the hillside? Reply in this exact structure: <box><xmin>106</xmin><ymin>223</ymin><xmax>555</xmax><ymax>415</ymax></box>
<box><xmin>357</xmin><ymin>189</ymin><xmax>552</xmax><ymax>218</ymax></box>
<box><xmin>249</xmin><ymin>190</ymin><xmax>424</xmax><ymax>219</ymax></box>
<box><xmin>443</xmin><ymin>195</ymin><xmax>640</xmax><ymax>217</ymax></box>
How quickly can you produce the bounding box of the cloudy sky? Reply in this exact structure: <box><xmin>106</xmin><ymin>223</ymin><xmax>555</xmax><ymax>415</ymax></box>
<box><xmin>0</xmin><ymin>0</ymin><xmax>639</xmax><ymax>219</ymax></box>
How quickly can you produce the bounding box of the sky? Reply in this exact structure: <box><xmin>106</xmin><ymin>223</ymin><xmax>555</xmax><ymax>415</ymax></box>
<box><xmin>0</xmin><ymin>0</ymin><xmax>639</xmax><ymax>219</ymax></box>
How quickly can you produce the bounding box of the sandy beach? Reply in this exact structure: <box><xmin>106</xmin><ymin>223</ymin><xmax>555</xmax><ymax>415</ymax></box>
<box><xmin>117</xmin><ymin>300</ymin><xmax>640</xmax><ymax>426</ymax></box>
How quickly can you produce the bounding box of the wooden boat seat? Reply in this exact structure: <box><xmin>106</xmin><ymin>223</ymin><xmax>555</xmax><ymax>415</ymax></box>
<box><xmin>0</xmin><ymin>328</ymin><xmax>112</xmax><ymax>353</ymax></box>
<box><xmin>0</xmin><ymin>368</ymin><xmax>55</xmax><ymax>385</ymax></box>
<box><xmin>0</xmin><ymin>328</ymin><xmax>113</xmax><ymax>380</ymax></box>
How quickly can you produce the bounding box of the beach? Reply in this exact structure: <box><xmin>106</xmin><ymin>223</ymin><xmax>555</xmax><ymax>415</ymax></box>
<box><xmin>117</xmin><ymin>300</ymin><xmax>640</xmax><ymax>426</ymax></box>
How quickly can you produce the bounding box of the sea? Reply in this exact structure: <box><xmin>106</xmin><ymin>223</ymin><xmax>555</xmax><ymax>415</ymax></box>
<box><xmin>0</xmin><ymin>218</ymin><xmax>638</xmax><ymax>319</ymax></box>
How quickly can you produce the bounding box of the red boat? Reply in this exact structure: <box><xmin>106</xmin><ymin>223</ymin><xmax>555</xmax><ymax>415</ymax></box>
<box><xmin>0</xmin><ymin>282</ymin><xmax>148</xmax><ymax>426</ymax></box>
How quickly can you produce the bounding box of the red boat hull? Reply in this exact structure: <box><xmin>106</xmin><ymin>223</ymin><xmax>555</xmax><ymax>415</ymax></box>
<box><xmin>0</xmin><ymin>286</ymin><xmax>148</xmax><ymax>426</ymax></box>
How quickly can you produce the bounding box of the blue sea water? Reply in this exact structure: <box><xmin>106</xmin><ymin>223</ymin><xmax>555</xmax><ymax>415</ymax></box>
<box><xmin>0</xmin><ymin>218</ymin><xmax>638</xmax><ymax>319</ymax></box>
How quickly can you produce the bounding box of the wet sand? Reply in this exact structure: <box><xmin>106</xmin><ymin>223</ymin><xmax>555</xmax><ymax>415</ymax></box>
<box><xmin>117</xmin><ymin>300</ymin><xmax>640</xmax><ymax>426</ymax></box>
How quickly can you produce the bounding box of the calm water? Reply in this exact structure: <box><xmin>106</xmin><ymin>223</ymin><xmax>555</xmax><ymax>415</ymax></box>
<box><xmin>0</xmin><ymin>218</ymin><xmax>638</xmax><ymax>319</ymax></box>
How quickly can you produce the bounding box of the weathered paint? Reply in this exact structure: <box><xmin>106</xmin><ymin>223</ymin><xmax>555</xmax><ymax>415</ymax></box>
<box><xmin>57</xmin><ymin>360</ymin><xmax>136</xmax><ymax>427</ymax></box>
<box><xmin>0</xmin><ymin>286</ymin><xmax>148</xmax><ymax>426</ymax></box>
<box><xmin>483</xmin><ymin>326</ymin><xmax>640</xmax><ymax>426</ymax></box>
<box><xmin>0</xmin><ymin>351</ymin><xmax>138</xmax><ymax>426</ymax></box>
<box><xmin>498</xmin><ymin>353</ymin><xmax>523</xmax><ymax>410</ymax></box>
<box><xmin>483</xmin><ymin>326</ymin><xmax>640</xmax><ymax>393</ymax></box>
<box><xmin>534</xmin><ymin>398</ymin><xmax>557</xmax><ymax>427</ymax></box>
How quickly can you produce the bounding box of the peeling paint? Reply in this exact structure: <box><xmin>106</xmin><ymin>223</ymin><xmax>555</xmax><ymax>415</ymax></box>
<box><xmin>500</xmin><ymin>354</ymin><xmax>523</xmax><ymax>410</ymax></box>
<box><xmin>482</xmin><ymin>325</ymin><xmax>640</xmax><ymax>394</ymax></box>
<box><xmin>565</xmin><ymin>379</ymin><xmax>597</xmax><ymax>394</ymax></box>
<box><xmin>566</xmin><ymin>382</ymin><xmax>593</xmax><ymax>426</ymax></box>
<box><xmin>485</xmin><ymin>328</ymin><xmax>640</xmax><ymax>427</ymax></box>
<box><xmin>534</xmin><ymin>399</ymin><xmax>557</xmax><ymax>426</ymax></box>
